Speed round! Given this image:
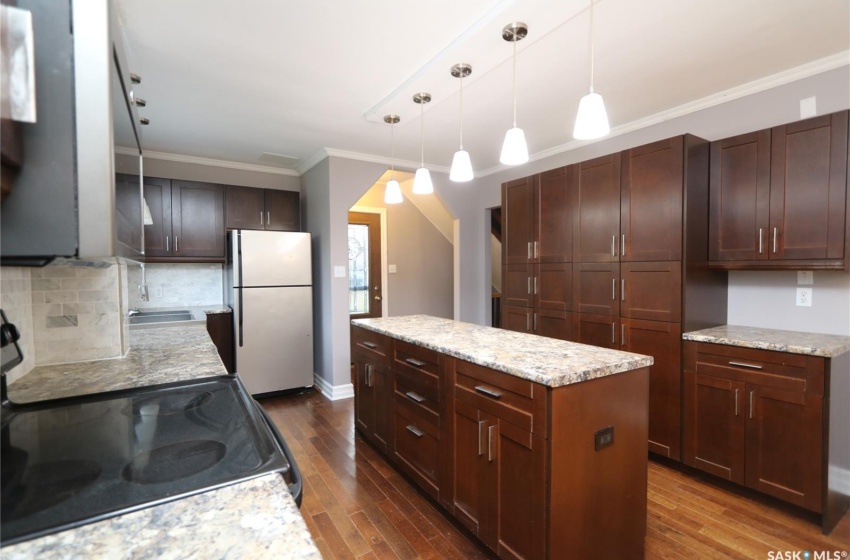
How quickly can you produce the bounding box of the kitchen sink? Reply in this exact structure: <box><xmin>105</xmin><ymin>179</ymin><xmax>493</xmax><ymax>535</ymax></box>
<box><xmin>128</xmin><ymin>310</ymin><xmax>194</xmax><ymax>325</ymax></box>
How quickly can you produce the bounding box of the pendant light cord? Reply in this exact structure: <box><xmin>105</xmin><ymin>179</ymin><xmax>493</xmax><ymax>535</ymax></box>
<box><xmin>512</xmin><ymin>32</ymin><xmax>518</xmax><ymax>127</ymax></box>
<box><xmin>459</xmin><ymin>74</ymin><xmax>464</xmax><ymax>149</ymax></box>
<box><xmin>420</xmin><ymin>101</ymin><xmax>425</xmax><ymax>167</ymax></box>
<box><xmin>589</xmin><ymin>0</ymin><xmax>595</xmax><ymax>93</ymax></box>
<box><xmin>390</xmin><ymin>120</ymin><xmax>395</xmax><ymax>179</ymax></box>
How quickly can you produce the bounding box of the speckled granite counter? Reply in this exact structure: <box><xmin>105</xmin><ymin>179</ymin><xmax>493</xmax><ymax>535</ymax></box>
<box><xmin>3</xmin><ymin>475</ymin><xmax>319</xmax><ymax>560</ymax></box>
<box><xmin>683</xmin><ymin>325</ymin><xmax>850</xmax><ymax>358</ymax></box>
<box><xmin>352</xmin><ymin>314</ymin><xmax>653</xmax><ymax>387</ymax></box>
<box><xmin>8</xmin><ymin>324</ymin><xmax>227</xmax><ymax>403</ymax></box>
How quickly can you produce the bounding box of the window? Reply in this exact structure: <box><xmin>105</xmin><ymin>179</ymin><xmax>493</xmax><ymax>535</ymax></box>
<box><xmin>348</xmin><ymin>223</ymin><xmax>369</xmax><ymax>314</ymax></box>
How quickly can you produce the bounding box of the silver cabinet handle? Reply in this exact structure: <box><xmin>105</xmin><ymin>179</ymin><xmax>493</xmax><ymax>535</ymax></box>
<box><xmin>362</xmin><ymin>341</ymin><xmax>377</xmax><ymax>349</ymax></box>
<box><xmin>404</xmin><ymin>358</ymin><xmax>426</xmax><ymax>368</ymax></box>
<box><xmin>405</xmin><ymin>391</ymin><xmax>425</xmax><ymax>403</ymax></box>
<box><xmin>488</xmin><ymin>425</ymin><xmax>496</xmax><ymax>462</ymax></box>
<box><xmin>749</xmin><ymin>390</ymin><xmax>754</xmax><ymax>419</ymax></box>
<box><xmin>526</xmin><ymin>312</ymin><xmax>530</xmax><ymax>331</ymax></box>
<box><xmin>478</xmin><ymin>420</ymin><xmax>486</xmax><ymax>456</ymax></box>
<box><xmin>621</xmin><ymin>234</ymin><xmax>626</xmax><ymax>257</ymax></box>
<box><xmin>611</xmin><ymin>235</ymin><xmax>617</xmax><ymax>257</ymax></box>
<box><xmin>267</xmin><ymin>211</ymin><xmax>271</xmax><ymax>226</ymax></box>
<box><xmin>527</xmin><ymin>242</ymin><xmax>532</xmax><ymax>259</ymax></box>
<box><xmin>527</xmin><ymin>277</ymin><xmax>531</xmax><ymax>295</ymax></box>
<box><xmin>533</xmin><ymin>312</ymin><xmax>538</xmax><ymax>331</ymax></box>
<box><xmin>533</xmin><ymin>241</ymin><xmax>538</xmax><ymax>258</ymax></box>
<box><xmin>406</xmin><ymin>425</ymin><xmax>425</xmax><ymax>438</ymax></box>
<box><xmin>166</xmin><ymin>236</ymin><xmax>169</xmax><ymax>252</ymax></box>
<box><xmin>612</xmin><ymin>278</ymin><xmax>616</xmax><ymax>300</ymax></box>
<box><xmin>729</xmin><ymin>361</ymin><xmax>762</xmax><ymax>370</ymax></box>
<box><xmin>260</xmin><ymin>211</ymin><xmax>264</xmax><ymax>226</ymax></box>
<box><xmin>758</xmin><ymin>228</ymin><xmax>763</xmax><ymax>254</ymax></box>
<box><xmin>364</xmin><ymin>364</ymin><xmax>371</xmax><ymax>387</ymax></box>
<box><xmin>621</xmin><ymin>324</ymin><xmax>625</xmax><ymax>347</ymax></box>
<box><xmin>773</xmin><ymin>227</ymin><xmax>778</xmax><ymax>253</ymax></box>
<box><xmin>621</xmin><ymin>279</ymin><xmax>625</xmax><ymax>301</ymax></box>
<box><xmin>175</xmin><ymin>236</ymin><xmax>179</xmax><ymax>253</ymax></box>
<box><xmin>533</xmin><ymin>277</ymin><xmax>538</xmax><ymax>295</ymax></box>
<box><xmin>611</xmin><ymin>322</ymin><xmax>616</xmax><ymax>344</ymax></box>
<box><xmin>474</xmin><ymin>385</ymin><xmax>503</xmax><ymax>399</ymax></box>
<box><xmin>734</xmin><ymin>388</ymin><xmax>739</xmax><ymax>416</ymax></box>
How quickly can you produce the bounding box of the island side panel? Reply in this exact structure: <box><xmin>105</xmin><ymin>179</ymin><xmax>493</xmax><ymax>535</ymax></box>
<box><xmin>548</xmin><ymin>366</ymin><xmax>649</xmax><ymax>560</ymax></box>
<box><xmin>825</xmin><ymin>351</ymin><xmax>850</xmax><ymax>534</ymax></box>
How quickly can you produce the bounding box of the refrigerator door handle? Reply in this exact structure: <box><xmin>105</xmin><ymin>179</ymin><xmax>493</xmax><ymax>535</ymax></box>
<box><xmin>237</xmin><ymin>231</ymin><xmax>244</xmax><ymax>347</ymax></box>
<box><xmin>238</xmin><ymin>288</ymin><xmax>244</xmax><ymax>347</ymax></box>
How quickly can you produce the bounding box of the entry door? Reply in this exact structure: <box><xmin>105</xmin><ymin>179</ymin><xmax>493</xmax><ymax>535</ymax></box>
<box><xmin>348</xmin><ymin>212</ymin><xmax>383</xmax><ymax>320</ymax></box>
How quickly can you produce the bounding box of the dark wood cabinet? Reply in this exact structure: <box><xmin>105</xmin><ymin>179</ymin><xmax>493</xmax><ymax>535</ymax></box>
<box><xmin>575</xmin><ymin>312</ymin><xmax>618</xmax><ymax>349</ymax></box>
<box><xmin>502</xmin><ymin>176</ymin><xmax>535</xmax><ymax>265</ymax></box>
<box><xmin>573</xmin><ymin>263</ymin><xmax>619</xmax><ymax>316</ymax></box>
<box><xmin>574</xmin><ymin>154</ymin><xmax>621</xmax><ymax>263</ymax></box>
<box><xmin>709</xmin><ymin>110</ymin><xmax>849</xmax><ymax>270</ymax></box>
<box><xmin>205</xmin><ymin>311</ymin><xmax>234</xmax><ymax>373</ymax></box>
<box><xmin>620</xmin><ymin>261</ymin><xmax>682</xmax><ymax>322</ymax></box>
<box><xmin>501</xmin><ymin>304</ymin><xmax>532</xmax><ymax>334</ymax></box>
<box><xmin>683</xmin><ymin>341</ymin><xmax>846</xmax><ymax>531</ymax></box>
<box><xmin>353</xmin><ymin>354</ymin><xmax>391</xmax><ymax>453</ymax></box>
<box><xmin>225</xmin><ymin>185</ymin><xmax>301</xmax><ymax>232</ymax></box>
<box><xmin>502</xmin><ymin>263</ymin><xmax>533</xmax><ymax>308</ymax></box>
<box><xmin>143</xmin><ymin>178</ymin><xmax>225</xmax><ymax>261</ymax></box>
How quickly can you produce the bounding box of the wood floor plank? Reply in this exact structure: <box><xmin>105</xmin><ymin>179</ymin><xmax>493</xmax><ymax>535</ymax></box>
<box><xmin>261</xmin><ymin>389</ymin><xmax>850</xmax><ymax>560</ymax></box>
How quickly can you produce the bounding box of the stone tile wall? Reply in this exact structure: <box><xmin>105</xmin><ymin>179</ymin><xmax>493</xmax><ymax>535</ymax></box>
<box><xmin>127</xmin><ymin>263</ymin><xmax>223</xmax><ymax>309</ymax></box>
<box><xmin>0</xmin><ymin>267</ymin><xmax>35</xmax><ymax>383</ymax></box>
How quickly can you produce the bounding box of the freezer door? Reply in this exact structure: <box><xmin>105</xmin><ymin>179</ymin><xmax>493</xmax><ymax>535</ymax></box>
<box><xmin>233</xmin><ymin>286</ymin><xmax>314</xmax><ymax>394</ymax></box>
<box><xmin>232</xmin><ymin>230</ymin><xmax>312</xmax><ymax>287</ymax></box>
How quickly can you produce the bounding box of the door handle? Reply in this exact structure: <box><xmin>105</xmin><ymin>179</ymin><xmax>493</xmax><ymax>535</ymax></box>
<box><xmin>533</xmin><ymin>241</ymin><xmax>538</xmax><ymax>259</ymax></box>
<box><xmin>166</xmin><ymin>235</ymin><xmax>169</xmax><ymax>252</ymax></box>
<box><xmin>621</xmin><ymin>279</ymin><xmax>625</xmax><ymax>301</ymax></box>
<box><xmin>175</xmin><ymin>236</ymin><xmax>179</xmax><ymax>253</ymax></box>
<box><xmin>488</xmin><ymin>425</ymin><xmax>496</xmax><ymax>462</ymax></box>
<box><xmin>611</xmin><ymin>235</ymin><xmax>617</xmax><ymax>257</ymax></box>
<box><xmin>406</xmin><ymin>425</ymin><xmax>425</xmax><ymax>438</ymax></box>
<box><xmin>474</xmin><ymin>385</ymin><xmax>503</xmax><ymax>399</ymax></box>
<box><xmin>612</xmin><ymin>322</ymin><xmax>616</xmax><ymax>345</ymax></box>
<box><xmin>621</xmin><ymin>234</ymin><xmax>626</xmax><ymax>257</ymax></box>
<box><xmin>527</xmin><ymin>242</ymin><xmax>532</xmax><ymax>260</ymax></box>
<box><xmin>533</xmin><ymin>277</ymin><xmax>538</xmax><ymax>295</ymax></box>
<box><xmin>621</xmin><ymin>323</ymin><xmax>625</xmax><ymax>347</ymax></box>
<box><xmin>729</xmin><ymin>361</ymin><xmax>762</xmax><ymax>370</ymax></box>
<box><xmin>749</xmin><ymin>390</ymin><xmax>754</xmax><ymax>419</ymax></box>
<box><xmin>405</xmin><ymin>391</ymin><xmax>425</xmax><ymax>403</ymax></box>
<box><xmin>404</xmin><ymin>358</ymin><xmax>426</xmax><ymax>368</ymax></box>
<box><xmin>734</xmin><ymin>388</ymin><xmax>739</xmax><ymax>416</ymax></box>
<box><xmin>478</xmin><ymin>420</ymin><xmax>486</xmax><ymax>456</ymax></box>
<box><xmin>527</xmin><ymin>277</ymin><xmax>531</xmax><ymax>295</ymax></box>
<box><xmin>612</xmin><ymin>278</ymin><xmax>616</xmax><ymax>300</ymax></box>
<box><xmin>267</xmin><ymin>211</ymin><xmax>271</xmax><ymax>226</ymax></box>
<box><xmin>362</xmin><ymin>341</ymin><xmax>377</xmax><ymax>349</ymax></box>
<box><xmin>526</xmin><ymin>312</ymin><xmax>530</xmax><ymax>331</ymax></box>
<box><xmin>260</xmin><ymin>211</ymin><xmax>264</xmax><ymax>226</ymax></box>
<box><xmin>758</xmin><ymin>228</ymin><xmax>763</xmax><ymax>254</ymax></box>
<box><xmin>533</xmin><ymin>312</ymin><xmax>538</xmax><ymax>332</ymax></box>
<box><xmin>773</xmin><ymin>227</ymin><xmax>778</xmax><ymax>254</ymax></box>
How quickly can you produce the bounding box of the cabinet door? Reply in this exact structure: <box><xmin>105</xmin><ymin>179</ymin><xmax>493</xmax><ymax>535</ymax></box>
<box><xmin>709</xmin><ymin>130</ymin><xmax>771</xmax><ymax>261</ymax></box>
<box><xmin>503</xmin><ymin>263</ymin><xmax>533</xmax><ymax>308</ymax></box>
<box><xmin>621</xmin><ymin>137</ymin><xmax>683</xmax><ymax>261</ymax></box>
<box><xmin>535</xmin><ymin>310</ymin><xmax>574</xmax><ymax>342</ymax></box>
<box><xmin>683</xmin><ymin>372</ymin><xmax>746</xmax><ymax>484</ymax></box>
<box><xmin>142</xmin><ymin>177</ymin><xmax>172</xmax><ymax>257</ymax></box>
<box><xmin>501</xmin><ymin>305</ymin><xmax>532</xmax><ymax>334</ymax></box>
<box><xmin>574</xmin><ymin>153</ymin><xmax>621</xmax><ymax>263</ymax></box>
<box><xmin>535</xmin><ymin>263</ymin><xmax>571</xmax><ymax>312</ymax></box>
<box><xmin>372</xmin><ymin>364</ymin><xmax>391</xmax><ymax>453</ymax></box>
<box><xmin>574</xmin><ymin>313</ymin><xmax>618</xmax><ymax>349</ymax></box>
<box><xmin>621</xmin><ymin>261</ymin><xmax>682</xmax><ymax>322</ymax></box>
<box><xmin>623</xmin><ymin>319</ymin><xmax>682</xmax><ymax>460</ymax></box>
<box><xmin>573</xmin><ymin>263</ymin><xmax>619</xmax><ymax>316</ymax></box>
<box><xmin>745</xmin><ymin>384</ymin><xmax>822</xmax><ymax>512</ymax></box>
<box><xmin>171</xmin><ymin>180</ymin><xmax>225</xmax><ymax>258</ymax></box>
<box><xmin>769</xmin><ymin>111</ymin><xmax>848</xmax><ymax>261</ymax></box>
<box><xmin>492</xmin><ymin>420</ymin><xmax>546</xmax><ymax>560</ymax></box>
<box><xmin>452</xmin><ymin>399</ymin><xmax>490</xmax><ymax>538</ymax></box>
<box><xmin>536</xmin><ymin>166</ymin><xmax>573</xmax><ymax>263</ymax></box>
<box><xmin>354</xmin><ymin>359</ymin><xmax>376</xmax><ymax>437</ymax></box>
<box><xmin>503</xmin><ymin>176</ymin><xmax>535</xmax><ymax>265</ymax></box>
<box><xmin>264</xmin><ymin>189</ymin><xmax>301</xmax><ymax>231</ymax></box>
<box><xmin>224</xmin><ymin>185</ymin><xmax>264</xmax><ymax>230</ymax></box>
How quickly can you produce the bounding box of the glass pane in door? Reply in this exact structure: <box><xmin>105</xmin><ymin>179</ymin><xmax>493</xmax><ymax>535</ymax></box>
<box><xmin>348</xmin><ymin>224</ymin><xmax>369</xmax><ymax>314</ymax></box>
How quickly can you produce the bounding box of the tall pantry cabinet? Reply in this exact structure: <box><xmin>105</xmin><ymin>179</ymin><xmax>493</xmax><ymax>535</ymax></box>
<box><xmin>501</xmin><ymin>134</ymin><xmax>728</xmax><ymax>461</ymax></box>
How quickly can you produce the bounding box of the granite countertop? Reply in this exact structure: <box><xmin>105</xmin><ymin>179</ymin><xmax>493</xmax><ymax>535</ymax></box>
<box><xmin>3</xmin><ymin>475</ymin><xmax>319</xmax><ymax>560</ymax></box>
<box><xmin>683</xmin><ymin>325</ymin><xmax>850</xmax><ymax>358</ymax></box>
<box><xmin>8</xmin><ymin>324</ymin><xmax>227</xmax><ymax>403</ymax></box>
<box><xmin>353</xmin><ymin>315</ymin><xmax>653</xmax><ymax>387</ymax></box>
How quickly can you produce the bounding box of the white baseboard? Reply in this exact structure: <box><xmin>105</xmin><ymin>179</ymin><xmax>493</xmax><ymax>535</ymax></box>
<box><xmin>829</xmin><ymin>465</ymin><xmax>850</xmax><ymax>495</ymax></box>
<box><xmin>313</xmin><ymin>373</ymin><xmax>354</xmax><ymax>401</ymax></box>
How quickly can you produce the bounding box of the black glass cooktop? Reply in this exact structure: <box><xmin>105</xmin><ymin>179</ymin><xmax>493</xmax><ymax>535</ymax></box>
<box><xmin>0</xmin><ymin>376</ymin><xmax>293</xmax><ymax>545</ymax></box>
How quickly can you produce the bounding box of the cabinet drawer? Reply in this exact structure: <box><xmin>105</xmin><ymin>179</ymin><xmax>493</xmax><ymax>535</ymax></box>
<box><xmin>394</xmin><ymin>408</ymin><xmax>440</xmax><ymax>499</ymax></box>
<box><xmin>395</xmin><ymin>340</ymin><xmax>441</xmax><ymax>384</ymax></box>
<box><xmin>396</xmin><ymin>366</ymin><xmax>439</xmax><ymax>412</ymax></box>
<box><xmin>454</xmin><ymin>360</ymin><xmax>546</xmax><ymax>437</ymax></box>
<box><xmin>395</xmin><ymin>387</ymin><xmax>439</xmax><ymax>430</ymax></box>
<box><xmin>686</xmin><ymin>342</ymin><xmax>823</xmax><ymax>396</ymax></box>
<box><xmin>353</xmin><ymin>327</ymin><xmax>391</xmax><ymax>364</ymax></box>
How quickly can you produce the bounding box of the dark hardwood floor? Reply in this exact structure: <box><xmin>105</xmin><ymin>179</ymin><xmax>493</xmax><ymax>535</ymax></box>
<box><xmin>261</xmin><ymin>389</ymin><xmax>850</xmax><ymax>560</ymax></box>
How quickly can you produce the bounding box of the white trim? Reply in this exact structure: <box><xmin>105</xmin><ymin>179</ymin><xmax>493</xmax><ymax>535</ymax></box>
<box><xmin>830</xmin><ymin>465</ymin><xmax>850</xmax><ymax>495</ymax></box>
<box><xmin>297</xmin><ymin>148</ymin><xmax>330</xmax><ymax>176</ymax></box>
<box><xmin>137</xmin><ymin>149</ymin><xmax>300</xmax><ymax>176</ymax></box>
<box><xmin>313</xmin><ymin>373</ymin><xmax>354</xmax><ymax>401</ymax></box>
<box><xmin>324</xmin><ymin>147</ymin><xmax>451</xmax><ymax>175</ymax></box>
<box><xmin>453</xmin><ymin>218</ymin><xmax>461</xmax><ymax>321</ymax></box>
<box><xmin>476</xmin><ymin>52</ymin><xmax>850</xmax><ymax>178</ymax></box>
<box><xmin>349</xmin><ymin>206</ymin><xmax>389</xmax><ymax>318</ymax></box>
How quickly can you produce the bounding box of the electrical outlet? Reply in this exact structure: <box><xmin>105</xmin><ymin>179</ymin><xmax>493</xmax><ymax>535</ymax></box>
<box><xmin>334</xmin><ymin>266</ymin><xmax>346</xmax><ymax>278</ymax></box>
<box><xmin>388</xmin><ymin>264</ymin><xmax>397</xmax><ymax>274</ymax></box>
<box><xmin>154</xmin><ymin>287</ymin><xmax>163</xmax><ymax>298</ymax></box>
<box><xmin>797</xmin><ymin>271</ymin><xmax>813</xmax><ymax>285</ymax></box>
<box><xmin>796</xmin><ymin>287</ymin><xmax>812</xmax><ymax>307</ymax></box>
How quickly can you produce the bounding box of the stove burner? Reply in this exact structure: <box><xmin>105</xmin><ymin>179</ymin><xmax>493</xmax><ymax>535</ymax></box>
<box><xmin>1</xmin><ymin>460</ymin><xmax>102</xmax><ymax>521</ymax></box>
<box><xmin>122</xmin><ymin>440</ymin><xmax>226</xmax><ymax>485</ymax></box>
<box><xmin>122</xmin><ymin>389</ymin><xmax>213</xmax><ymax>417</ymax></box>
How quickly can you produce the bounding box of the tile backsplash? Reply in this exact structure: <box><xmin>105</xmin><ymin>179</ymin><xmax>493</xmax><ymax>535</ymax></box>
<box><xmin>127</xmin><ymin>263</ymin><xmax>223</xmax><ymax>309</ymax></box>
<box><xmin>0</xmin><ymin>267</ymin><xmax>35</xmax><ymax>383</ymax></box>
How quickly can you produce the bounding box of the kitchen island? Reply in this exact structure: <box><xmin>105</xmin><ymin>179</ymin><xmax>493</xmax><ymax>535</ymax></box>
<box><xmin>3</xmin><ymin>323</ymin><xmax>320</xmax><ymax>560</ymax></box>
<box><xmin>351</xmin><ymin>315</ymin><xmax>654</xmax><ymax>560</ymax></box>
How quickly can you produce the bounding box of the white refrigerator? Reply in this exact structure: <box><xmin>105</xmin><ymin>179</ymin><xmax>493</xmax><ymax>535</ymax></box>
<box><xmin>225</xmin><ymin>230</ymin><xmax>314</xmax><ymax>395</ymax></box>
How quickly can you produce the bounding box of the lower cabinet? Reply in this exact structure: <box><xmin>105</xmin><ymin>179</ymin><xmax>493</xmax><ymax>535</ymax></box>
<box><xmin>353</xmin><ymin>353</ymin><xmax>391</xmax><ymax>453</ymax></box>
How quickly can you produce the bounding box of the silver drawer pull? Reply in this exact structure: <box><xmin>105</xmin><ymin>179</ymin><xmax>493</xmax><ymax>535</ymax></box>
<box><xmin>734</xmin><ymin>388</ymin><xmax>739</xmax><ymax>416</ymax></box>
<box><xmin>729</xmin><ymin>361</ymin><xmax>762</xmax><ymax>370</ymax></box>
<box><xmin>405</xmin><ymin>358</ymin><xmax>426</xmax><ymax>368</ymax></box>
<box><xmin>405</xmin><ymin>391</ymin><xmax>425</xmax><ymax>403</ymax></box>
<box><xmin>406</xmin><ymin>425</ymin><xmax>425</xmax><ymax>438</ymax></box>
<box><xmin>362</xmin><ymin>341</ymin><xmax>378</xmax><ymax>349</ymax></box>
<box><xmin>488</xmin><ymin>425</ymin><xmax>496</xmax><ymax>462</ymax></box>
<box><xmin>474</xmin><ymin>385</ymin><xmax>502</xmax><ymax>399</ymax></box>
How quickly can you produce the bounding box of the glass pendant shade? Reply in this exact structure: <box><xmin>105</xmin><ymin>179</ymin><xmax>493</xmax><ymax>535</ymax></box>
<box><xmin>384</xmin><ymin>179</ymin><xmax>403</xmax><ymax>204</ymax></box>
<box><xmin>500</xmin><ymin>126</ymin><xmax>529</xmax><ymax>165</ymax></box>
<box><xmin>573</xmin><ymin>91</ymin><xmax>610</xmax><ymax>140</ymax></box>
<box><xmin>412</xmin><ymin>168</ymin><xmax>433</xmax><ymax>194</ymax></box>
<box><xmin>450</xmin><ymin>150</ymin><xmax>473</xmax><ymax>182</ymax></box>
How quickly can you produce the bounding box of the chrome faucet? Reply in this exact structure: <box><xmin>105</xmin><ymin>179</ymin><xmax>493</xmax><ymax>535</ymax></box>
<box><xmin>129</xmin><ymin>308</ymin><xmax>141</xmax><ymax>317</ymax></box>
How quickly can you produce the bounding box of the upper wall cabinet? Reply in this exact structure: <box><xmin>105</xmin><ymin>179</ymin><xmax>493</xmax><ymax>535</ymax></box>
<box><xmin>574</xmin><ymin>155</ymin><xmax>621</xmax><ymax>263</ymax></box>
<box><xmin>709</xmin><ymin>110</ymin><xmax>848</xmax><ymax>270</ymax></box>
<box><xmin>225</xmin><ymin>185</ymin><xmax>300</xmax><ymax>232</ymax></box>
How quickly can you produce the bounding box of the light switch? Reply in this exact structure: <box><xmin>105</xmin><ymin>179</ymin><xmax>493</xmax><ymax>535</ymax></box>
<box><xmin>388</xmin><ymin>264</ymin><xmax>397</xmax><ymax>274</ymax></box>
<box><xmin>796</xmin><ymin>288</ymin><xmax>812</xmax><ymax>307</ymax></box>
<box><xmin>797</xmin><ymin>271</ymin><xmax>813</xmax><ymax>285</ymax></box>
<box><xmin>800</xmin><ymin>96</ymin><xmax>817</xmax><ymax>119</ymax></box>
<box><xmin>333</xmin><ymin>266</ymin><xmax>346</xmax><ymax>278</ymax></box>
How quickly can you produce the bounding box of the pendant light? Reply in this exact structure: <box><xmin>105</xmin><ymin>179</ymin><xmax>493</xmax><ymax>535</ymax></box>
<box><xmin>449</xmin><ymin>63</ymin><xmax>473</xmax><ymax>182</ymax></box>
<box><xmin>383</xmin><ymin>115</ymin><xmax>403</xmax><ymax>204</ymax></box>
<box><xmin>573</xmin><ymin>0</ymin><xmax>610</xmax><ymax>140</ymax></box>
<box><xmin>500</xmin><ymin>22</ymin><xmax>529</xmax><ymax>165</ymax></box>
<box><xmin>412</xmin><ymin>92</ymin><xmax>434</xmax><ymax>194</ymax></box>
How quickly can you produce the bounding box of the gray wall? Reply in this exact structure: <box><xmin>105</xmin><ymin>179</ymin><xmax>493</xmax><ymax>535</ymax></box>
<box><xmin>116</xmin><ymin>154</ymin><xmax>300</xmax><ymax>191</ymax></box>
<box><xmin>440</xmin><ymin>66</ymin><xmax>850</xmax><ymax>332</ymax></box>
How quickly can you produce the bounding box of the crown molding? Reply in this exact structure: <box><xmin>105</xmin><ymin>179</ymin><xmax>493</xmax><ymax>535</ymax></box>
<box><xmin>138</xmin><ymin>150</ymin><xmax>300</xmax><ymax>176</ymax></box>
<box><xmin>476</xmin><ymin>51</ymin><xmax>850</xmax><ymax>177</ymax></box>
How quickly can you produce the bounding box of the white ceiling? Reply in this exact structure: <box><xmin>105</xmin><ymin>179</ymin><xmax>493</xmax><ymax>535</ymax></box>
<box><xmin>118</xmin><ymin>0</ymin><xmax>850</xmax><ymax>177</ymax></box>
